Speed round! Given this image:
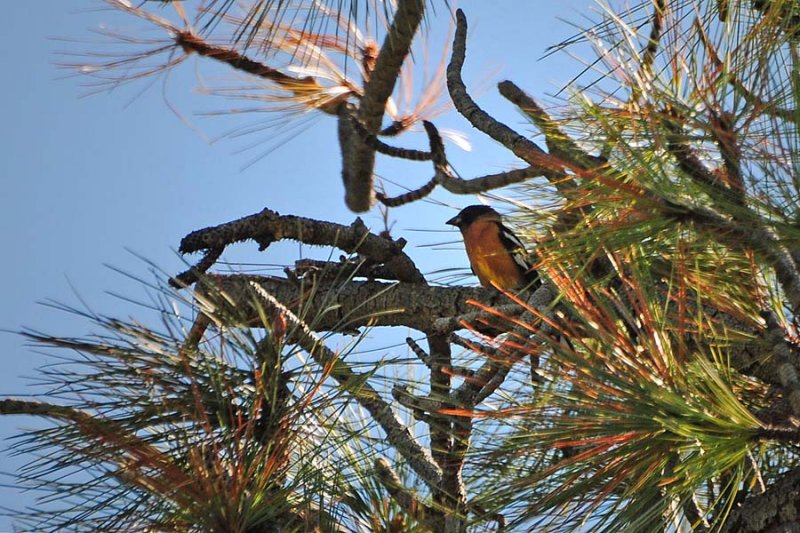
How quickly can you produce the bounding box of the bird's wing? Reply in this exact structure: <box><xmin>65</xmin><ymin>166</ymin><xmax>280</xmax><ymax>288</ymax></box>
<box><xmin>498</xmin><ymin>223</ymin><xmax>540</xmax><ymax>286</ymax></box>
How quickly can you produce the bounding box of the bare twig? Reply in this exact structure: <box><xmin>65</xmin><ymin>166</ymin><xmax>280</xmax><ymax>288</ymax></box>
<box><xmin>681</xmin><ymin>495</ymin><xmax>710</xmax><ymax>532</ymax></box>
<box><xmin>376</xmin><ymin>120</ymin><xmax>553</xmax><ymax>208</ymax></box>
<box><xmin>498</xmin><ymin>81</ymin><xmax>605</xmax><ymax>171</ymax></box>
<box><xmin>377</xmin><ymin>178</ymin><xmax>438</xmax><ymax>206</ymax></box>
<box><xmin>170</xmin><ymin>246</ymin><xmax>223</xmax><ymax>288</ymax></box>
<box><xmin>637</xmin><ymin>0</ymin><xmax>666</xmax><ymax>88</ymax></box>
<box><xmin>441</xmin><ymin>165</ymin><xmax>551</xmax><ymax>195</ymax></box>
<box><xmin>393</xmin><ymin>384</ymin><xmax>447</xmax><ymax>414</ymax></box>
<box><xmin>406</xmin><ymin>337</ymin><xmax>432</xmax><ymax>367</ymax></box>
<box><xmin>177</xmin><ymin>208</ymin><xmax>424</xmax><ymax>283</ymax></box>
<box><xmin>348</xmin><ymin>115</ymin><xmax>432</xmax><ymax>160</ymax></box>
<box><xmin>447</xmin><ymin>10</ymin><xmax>571</xmax><ymax>193</ymax></box>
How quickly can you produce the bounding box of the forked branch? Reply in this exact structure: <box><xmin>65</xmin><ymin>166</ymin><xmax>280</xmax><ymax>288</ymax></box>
<box><xmin>343</xmin><ymin>0</ymin><xmax>427</xmax><ymax>211</ymax></box>
<box><xmin>447</xmin><ymin>9</ymin><xmax>572</xmax><ymax>193</ymax></box>
<box><xmin>175</xmin><ymin>207</ymin><xmax>424</xmax><ymax>284</ymax></box>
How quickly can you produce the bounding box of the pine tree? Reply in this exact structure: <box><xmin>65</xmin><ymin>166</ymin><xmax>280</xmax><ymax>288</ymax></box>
<box><xmin>4</xmin><ymin>1</ymin><xmax>800</xmax><ymax>530</ymax></box>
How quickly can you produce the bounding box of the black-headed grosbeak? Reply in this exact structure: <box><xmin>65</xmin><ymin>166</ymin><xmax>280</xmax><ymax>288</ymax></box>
<box><xmin>448</xmin><ymin>205</ymin><xmax>547</xmax><ymax>385</ymax></box>
<box><xmin>446</xmin><ymin>205</ymin><xmax>539</xmax><ymax>292</ymax></box>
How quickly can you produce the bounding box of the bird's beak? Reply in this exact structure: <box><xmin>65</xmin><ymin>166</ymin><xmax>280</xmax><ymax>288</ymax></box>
<box><xmin>446</xmin><ymin>215</ymin><xmax>461</xmax><ymax>227</ymax></box>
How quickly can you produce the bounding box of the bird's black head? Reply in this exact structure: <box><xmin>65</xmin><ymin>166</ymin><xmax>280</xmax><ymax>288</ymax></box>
<box><xmin>446</xmin><ymin>205</ymin><xmax>499</xmax><ymax>229</ymax></box>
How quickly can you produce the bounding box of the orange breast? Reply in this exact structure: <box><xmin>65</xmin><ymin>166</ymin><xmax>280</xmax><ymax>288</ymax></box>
<box><xmin>463</xmin><ymin>221</ymin><xmax>525</xmax><ymax>290</ymax></box>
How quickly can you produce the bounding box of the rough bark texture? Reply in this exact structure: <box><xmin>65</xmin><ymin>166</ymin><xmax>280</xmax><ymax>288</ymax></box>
<box><xmin>722</xmin><ymin>469</ymin><xmax>800</xmax><ymax>532</ymax></box>
<box><xmin>178</xmin><ymin>207</ymin><xmax>424</xmax><ymax>284</ymax></box>
<box><xmin>343</xmin><ymin>0</ymin><xmax>426</xmax><ymax>211</ymax></box>
<box><xmin>447</xmin><ymin>10</ymin><xmax>569</xmax><ymax>193</ymax></box>
<box><xmin>204</xmin><ymin>275</ymin><xmax>513</xmax><ymax>334</ymax></box>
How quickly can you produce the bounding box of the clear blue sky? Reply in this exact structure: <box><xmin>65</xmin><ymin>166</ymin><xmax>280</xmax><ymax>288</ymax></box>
<box><xmin>1</xmin><ymin>1</ymin><xmax>592</xmax><ymax>527</ymax></box>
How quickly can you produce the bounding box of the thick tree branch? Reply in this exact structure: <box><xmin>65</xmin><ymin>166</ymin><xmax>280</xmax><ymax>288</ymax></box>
<box><xmin>343</xmin><ymin>0</ymin><xmax>426</xmax><ymax>212</ymax></box>
<box><xmin>721</xmin><ymin>467</ymin><xmax>800</xmax><ymax>532</ymax></box>
<box><xmin>292</xmin><ymin>258</ymin><xmax>407</xmax><ymax>283</ymax></box>
<box><xmin>205</xmin><ymin>274</ymin><xmax>514</xmax><ymax>335</ymax></box>
<box><xmin>762</xmin><ymin>311</ymin><xmax>800</xmax><ymax>418</ymax></box>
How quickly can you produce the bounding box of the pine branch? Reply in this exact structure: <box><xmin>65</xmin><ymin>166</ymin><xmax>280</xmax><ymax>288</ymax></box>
<box><xmin>634</xmin><ymin>0</ymin><xmax>666</xmax><ymax>101</ymax></box>
<box><xmin>0</xmin><ymin>399</ymin><xmax>201</xmax><ymax>506</ymax></box>
<box><xmin>452</xmin><ymin>283</ymin><xmax>558</xmax><ymax>406</ymax></box>
<box><xmin>374</xmin><ymin>458</ymin><xmax>433</xmax><ymax>527</ymax></box>
<box><xmin>498</xmin><ymin>81</ymin><xmax>604</xmax><ymax>171</ymax></box>
<box><xmin>249</xmin><ymin>284</ymin><xmax>444</xmax><ymax>489</ymax></box>
<box><xmin>662</xmin><ymin>110</ymin><xmax>744</xmax><ymax>206</ymax></box>
<box><xmin>175</xmin><ymin>31</ymin><xmax>322</xmax><ymax>99</ymax></box>
<box><xmin>669</xmin><ymin>204</ymin><xmax>800</xmax><ymax>312</ymax></box>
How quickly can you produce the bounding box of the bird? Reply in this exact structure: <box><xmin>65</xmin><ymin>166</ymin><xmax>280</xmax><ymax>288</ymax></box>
<box><xmin>446</xmin><ymin>205</ymin><xmax>539</xmax><ymax>292</ymax></box>
<box><xmin>448</xmin><ymin>205</ymin><xmax>546</xmax><ymax>386</ymax></box>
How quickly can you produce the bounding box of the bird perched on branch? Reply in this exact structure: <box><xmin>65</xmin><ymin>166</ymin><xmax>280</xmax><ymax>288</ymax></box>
<box><xmin>446</xmin><ymin>205</ymin><xmax>539</xmax><ymax>292</ymax></box>
<box><xmin>447</xmin><ymin>205</ymin><xmax>545</xmax><ymax>384</ymax></box>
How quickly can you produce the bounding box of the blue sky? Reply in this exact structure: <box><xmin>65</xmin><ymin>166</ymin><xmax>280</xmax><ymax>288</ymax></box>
<box><xmin>1</xmin><ymin>1</ymin><xmax>592</xmax><ymax>527</ymax></box>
